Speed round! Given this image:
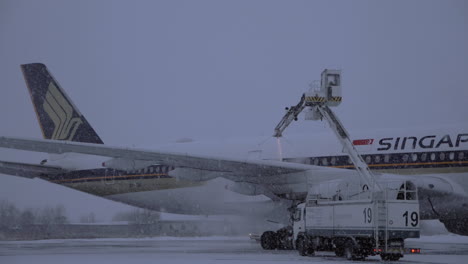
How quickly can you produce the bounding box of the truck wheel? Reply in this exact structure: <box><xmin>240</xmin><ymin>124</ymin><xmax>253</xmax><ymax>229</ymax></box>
<box><xmin>381</xmin><ymin>253</ymin><xmax>401</xmax><ymax>261</ymax></box>
<box><xmin>275</xmin><ymin>227</ymin><xmax>293</xmax><ymax>250</ymax></box>
<box><xmin>335</xmin><ymin>247</ymin><xmax>345</xmax><ymax>257</ymax></box>
<box><xmin>297</xmin><ymin>236</ymin><xmax>308</xmax><ymax>256</ymax></box>
<box><xmin>296</xmin><ymin>236</ymin><xmax>314</xmax><ymax>256</ymax></box>
<box><xmin>380</xmin><ymin>254</ymin><xmax>389</xmax><ymax>261</ymax></box>
<box><xmin>260</xmin><ymin>231</ymin><xmax>277</xmax><ymax>250</ymax></box>
<box><xmin>344</xmin><ymin>240</ymin><xmax>360</xmax><ymax>260</ymax></box>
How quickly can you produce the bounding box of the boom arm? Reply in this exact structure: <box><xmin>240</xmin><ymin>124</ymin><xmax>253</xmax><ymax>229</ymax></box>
<box><xmin>314</xmin><ymin>105</ymin><xmax>381</xmax><ymax>192</ymax></box>
<box><xmin>273</xmin><ymin>69</ymin><xmax>381</xmax><ymax>192</ymax></box>
<box><xmin>273</xmin><ymin>94</ymin><xmax>306</xmax><ymax>138</ymax></box>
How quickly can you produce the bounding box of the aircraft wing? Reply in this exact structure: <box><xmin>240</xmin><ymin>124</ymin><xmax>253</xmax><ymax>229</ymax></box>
<box><xmin>0</xmin><ymin>159</ymin><xmax>67</xmax><ymax>179</ymax></box>
<box><xmin>0</xmin><ymin>136</ymin><xmax>323</xmax><ymax>180</ymax></box>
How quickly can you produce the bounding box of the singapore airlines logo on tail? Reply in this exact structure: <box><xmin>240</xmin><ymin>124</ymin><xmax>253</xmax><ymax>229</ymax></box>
<box><xmin>43</xmin><ymin>82</ymin><xmax>83</xmax><ymax>140</ymax></box>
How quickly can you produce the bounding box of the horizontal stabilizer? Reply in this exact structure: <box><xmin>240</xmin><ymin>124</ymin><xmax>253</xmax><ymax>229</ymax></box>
<box><xmin>0</xmin><ymin>160</ymin><xmax>66</xmax><ymax>179</ymax></box>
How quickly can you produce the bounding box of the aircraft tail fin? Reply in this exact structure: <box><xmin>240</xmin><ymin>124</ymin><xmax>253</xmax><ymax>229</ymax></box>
<box><xmin>21</xmin><ymin>63</ymin><xmax>104</xmax><ymax>144</ymax></box>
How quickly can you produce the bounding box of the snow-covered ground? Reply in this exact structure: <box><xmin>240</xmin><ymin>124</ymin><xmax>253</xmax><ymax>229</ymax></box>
<box><xmin>1</xmin><ymin>235</ymin><xmax>468</xmax><ymax>264</ymax></box>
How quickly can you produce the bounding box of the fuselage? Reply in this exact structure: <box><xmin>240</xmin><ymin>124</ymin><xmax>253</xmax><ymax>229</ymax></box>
<box><xmin>40</xmin><ymin>125</ymin><xmax>468</xmax><ymax>220</ymax></box>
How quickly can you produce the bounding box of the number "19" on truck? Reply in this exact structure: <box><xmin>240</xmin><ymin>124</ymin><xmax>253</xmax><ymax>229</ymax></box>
<box><xmin>363</xmin><ymin>208</ymin><xmax>372</xmax><ymax>223</ymax></box>
<box><xmin>403</xmin><ymin>211</ymin><xmax>419</xmax><ymax>227</ymax></box>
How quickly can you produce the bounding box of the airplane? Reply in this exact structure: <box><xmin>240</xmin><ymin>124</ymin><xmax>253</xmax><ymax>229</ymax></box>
<box><xmin>0</xmin><ymin>63</ymin><xmax>467</xmax><ymax>237</ymax></box>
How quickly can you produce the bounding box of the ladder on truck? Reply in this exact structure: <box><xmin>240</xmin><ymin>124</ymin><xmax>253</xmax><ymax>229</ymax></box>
<box><xmin>377</xmin><ymin>199</ymin><xmax>389</xmax><ymax>252</ymax></box>
<box><xmin>273</xmin><ymin>69</ymin><xmax>388</xmax><ymax>251</ymax></box>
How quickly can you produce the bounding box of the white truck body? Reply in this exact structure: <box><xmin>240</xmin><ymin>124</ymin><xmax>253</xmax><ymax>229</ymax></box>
<box><xmin>293</xmin><ymin>180</ymin><xmax>420</xmax><ymax>260</ymax></box>
<box><xmin>302</xmin><ymin>198</ymin><xmax>420</xmax><ymax>238</ymax></box>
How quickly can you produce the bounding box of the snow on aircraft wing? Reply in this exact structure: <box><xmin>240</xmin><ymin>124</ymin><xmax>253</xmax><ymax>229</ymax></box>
<box><xmin>0</xmin><ymin>159</ymin><xmax>67</xmax><ymax>179</ymax></box>
<box><xmin>0</xmin><ymin>136</ymin><xmax>324</xmax><ymax>179</ymax></box>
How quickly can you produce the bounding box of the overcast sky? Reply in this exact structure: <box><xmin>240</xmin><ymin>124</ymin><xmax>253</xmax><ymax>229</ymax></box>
<box><xmin>0</xmin><ymin>0</ymin><xmax>467</xmax><ymax>221</ymax></box>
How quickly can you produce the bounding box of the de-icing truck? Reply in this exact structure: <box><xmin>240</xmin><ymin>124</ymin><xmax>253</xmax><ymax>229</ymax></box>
<box><xmin>260</xmin><ymin>69</ymin><xmax>421</xmax><ymax>261</ymax></box>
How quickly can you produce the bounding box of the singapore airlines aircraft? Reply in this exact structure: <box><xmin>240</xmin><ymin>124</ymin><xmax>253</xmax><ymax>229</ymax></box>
<box><xmin>0</xmin><ymin>63</ymin><xmax>467</xmax><ymax>236</ymax></box>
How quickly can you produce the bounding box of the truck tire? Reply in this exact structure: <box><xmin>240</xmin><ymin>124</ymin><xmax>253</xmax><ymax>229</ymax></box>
<box><xmin>335</xmin><ymin>247</ymin><xmax>345</xmax><ymax>257</ymax></box>
<box><xmin>260</xmin><ymin>231</ymin><xmax>277</xmax><ymax>250</ymax></box>
<box><xmin>297</xmin><ymin>236</ymin><xmax>314</xmax><ymax>256</ymax></box>
<box><xmin>381</xmin><ymin>253</ymin><xmax>401</xmax><ymax>261</ymax></box>
<box><xmin>297</xmin><ymin>236</ymin><xmax>307</xmax><ymax>256</ymax></box>
<box><xmin>390</xmin><ymin>254</ymin><xmax>401</xmax><ymax>261</ymax></box>
<box><xmin>275</xmin><ymin>227</ymin><xmax>293</xmax><ymax>250</ymax></box>
<box><xmin>344</xmin><ymin>240</ymin><xmax>360</xmax><ymax>260</ymax></box>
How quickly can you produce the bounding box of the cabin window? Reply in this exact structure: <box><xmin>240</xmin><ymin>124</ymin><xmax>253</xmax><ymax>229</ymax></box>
<box><xmin>449</xmin><ymin>152</ymin><xmax>455</xmax><ymax>160</ymax></box>
<box><xmin>313</xmin><ymin>158</ymin><xmax>319</xmax><ymax>165</ymax></box>
<box><xmin>384</xmin><ymin>155</ymin><xmax>390</xmax><ymax>163</ymax></box>
<box><xmin>430</xmin><ymin>153</ymin><xmax>436</xmax><ymax>161</ymax></box>
<box><xmin>364</xmin><ymin>156</ymin><xmax>371</xmax><ymax>164</ymax></box>
<box><xmin>402</xmin><ymin>154</ymin><xmax>409</xmax><ymax>162</ymax></box>
<box><xmin>421</xmin><ymin>153</ymin><xmax>427</xmax><ymax>161</ymax></box>
<box><xmin>330</xmin><ymin>157</ymin><xmax>336</xmax><ymax>165</ymax></box>
<box><xmin>459</xmin><ymin>152</ymin><xmax>465</xmax><ymax>160</ymax></box>
<box><xmin>322</xmin><ymin>158</ymin><xmax>328</xmax><ymax>166</ymax></box>
<box><xmin>440</xmin><ymin>152</ymin><xmax>445</xmax><ymax>161</ymax></box>
<box><xmin>411</xmin><ymin>153</ymin><xmax>418</xmax><ymax>162</ymax></box>
<box><xmin>374</xmin><ymin>155</ymin><xmax>381</xmax><ymax>163</ymax></box>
